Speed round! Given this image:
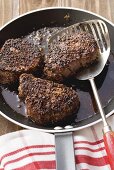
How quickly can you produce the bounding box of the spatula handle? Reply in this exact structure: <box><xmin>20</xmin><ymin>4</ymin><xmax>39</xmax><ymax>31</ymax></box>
<box><xmin>89</xmin><ymin>78</ymin><xmax>107</xmax><ymax>126</ymax></box>
<box><xmin>89</xmin><ymin>78</ymin><xmax>114</xmax><ymax>169</ymax></box>
<box><xmin>103</xmin><ymin>129</ymin><xmax>114</xmax><ymax>170</ymax></box>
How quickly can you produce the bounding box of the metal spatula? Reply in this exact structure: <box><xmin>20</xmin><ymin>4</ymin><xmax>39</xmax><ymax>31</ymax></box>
<box><xmin>48</xmin><ymin>20</ymin><xmax>114</xmax><ymax>169</ymax></box>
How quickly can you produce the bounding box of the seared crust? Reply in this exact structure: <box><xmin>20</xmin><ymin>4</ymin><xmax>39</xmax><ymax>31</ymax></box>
<box><xmin>18</xmin><ymin>73</ymin><xmax>80</xmax><ymax>125</ymax></box>
<box><xmin>0</xmin><ymin>38</ymin><xmax>43</xmax><ymax>84</ymax></box>
<box><xmin>44</xmin><ymin>31</ymin><xmax>99</xmax><ymax>82</ymax></box>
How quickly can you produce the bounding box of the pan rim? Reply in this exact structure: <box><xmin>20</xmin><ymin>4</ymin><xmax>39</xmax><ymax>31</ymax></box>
<box><xmin>0</xmin><ymin>109</ymin><xmax>114</xmax><ymax>133</ymax></box>
<box><xmin>0</xmin><ymin>7</ymin><xmax>114</xmax><ymax>133</ymax></box>
<box><xmin>1</xmin><ymin>7</ymin><xmax>114</xmax><ymax>32</ymax></box>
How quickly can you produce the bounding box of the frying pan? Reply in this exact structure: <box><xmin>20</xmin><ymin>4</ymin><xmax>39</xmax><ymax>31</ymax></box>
<box><xmin>0</xmin><ymin>7</ymin><xmax>114</xmax><ymax>169</ymax></box>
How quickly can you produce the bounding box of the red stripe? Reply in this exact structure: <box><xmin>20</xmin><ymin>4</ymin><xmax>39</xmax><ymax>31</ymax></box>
<box><xmin>3</xmin><ymin>152</ymin><xmax>55</xmax><ymax>168</ymax></box>
<box><xmin>13</xmin><ymin>161</ymin><xmax>56</xmax><ymax>170</ymax></box>
<box><xmin>74</xmin><ymin>139</ymin><xmax>103</xmax><ymax>145</ymax></box>
<box><xmin>1</xmin><ymin>139</ymin><xmax>104</xmax><ymax>162</ymax></box>
<box><xmin>76</xmin><ymin>155</ymin><xmax>109</xmax><ymax>166</ymax></box>
<box><xmin>4</xmin><ymin>155</ymin><xmax>109</xmax><ymax>169</ymax></box>
<box><xmin>91</xmin><ymin>127</ymin><xmax>109</xmax><ymax>165</ymax></box>
<box><xmin>75</xmin><ymin>146</ymin><xmax>105</xmax><ymax>152</ymax></box>
<box><xmin>0</xmin><ymin>145</ymin><xmax>54</xmax><ymax>162</ymax></box>
<box><xmin>1</xmin><ymin>139</ymin><xmax>107</xmax><ymax>169</ymax></box>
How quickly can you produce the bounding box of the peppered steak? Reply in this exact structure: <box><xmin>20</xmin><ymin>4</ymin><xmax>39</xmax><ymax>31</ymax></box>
<box><xmin>18</xmin><ymin>73</ymin><xmax>80</xmax><ymax>125</ymax></box>
<box><xmin>44</xmin><ymin>31</ymin><xmax>99</xmax><ymax>82</ymax></box>
<box><xmin>0</xmin><ymin>38</ymin><xmax>43</xmax><ymax>84</ymax></box>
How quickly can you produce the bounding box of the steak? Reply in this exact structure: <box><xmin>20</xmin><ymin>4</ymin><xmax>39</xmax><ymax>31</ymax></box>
<box><xmin>18</xmin><ymin>73</ymin><xmax>80</xmax><ymax>125</ymax></box>
<box><xmin>44</xmin><ymin>31</ymin><xmax>99</xmax><ymax>82</ymax></box>
<box><xmin>0</xmin><ymin>38</ymin><xmax>43</xmax><ymax>84</ymax></box>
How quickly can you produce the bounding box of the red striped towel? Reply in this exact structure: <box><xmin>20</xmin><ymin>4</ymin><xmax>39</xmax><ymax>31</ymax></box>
<box><xmin>0</xmin><ymin>115</ymin><xmax>114</xmax><ymax>170</ymax></box>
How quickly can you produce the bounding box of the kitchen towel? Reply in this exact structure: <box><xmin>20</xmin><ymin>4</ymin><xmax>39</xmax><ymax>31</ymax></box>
<box><xmin>0</xmin><ymin>115</ymin><xmax>114</xmax><ymax>170</ymax></box>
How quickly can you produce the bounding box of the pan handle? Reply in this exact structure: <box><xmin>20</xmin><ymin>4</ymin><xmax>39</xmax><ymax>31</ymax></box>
<box><xmin>55</xmin><ymin>132</ymin><xmax>76</xmax><ymax>170</ymax></box>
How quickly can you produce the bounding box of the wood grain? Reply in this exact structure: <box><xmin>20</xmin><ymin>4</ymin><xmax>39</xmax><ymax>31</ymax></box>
<box><xmin>0</xmin><ymin>0</ymin><xmax>19</xmax><ymax>27</ymax></box>
<box><xmin>19</xmin><ymin>0</ymin><xmax>114</xmax><ymax>23</ymax></box>
<box><xmin>0</xmin><ymin>116</ymin><xmax>22</xmax><ymax>135</ymax></box>
<box><xmin>0</xmin><ymin>0</ymin><xmax>114</xmax><ymax>135</ymax></box>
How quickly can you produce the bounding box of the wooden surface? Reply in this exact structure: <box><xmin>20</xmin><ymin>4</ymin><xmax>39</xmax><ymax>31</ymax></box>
<box><xmin>0</xmin><ymin>0</ymin><xmax>114</xmax><ymax>135</ymax></box>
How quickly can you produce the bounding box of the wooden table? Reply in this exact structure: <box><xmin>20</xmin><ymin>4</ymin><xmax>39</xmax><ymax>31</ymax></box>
<box><xmin>0</xmin><ymin>0</ymin><xmax>114</xmax><ymax>135</ymax></box>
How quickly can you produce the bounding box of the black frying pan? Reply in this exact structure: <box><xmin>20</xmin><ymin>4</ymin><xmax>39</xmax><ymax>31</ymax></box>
<box><xmin>0</xmin><ymin>7</ymin><xmax>114</xmax><ymax>133</ymax></box>
<box><xmin>1</xmin><ymin>7</ymin><xmax>114</xmax><ymax>170</ymax></box>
